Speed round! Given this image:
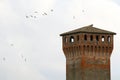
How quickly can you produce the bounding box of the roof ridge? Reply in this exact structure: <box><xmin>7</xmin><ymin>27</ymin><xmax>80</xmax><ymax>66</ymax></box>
<box><xmin>60</xmin><ymin>24</ymin><xmax>116</xmax><ymax>36</ymax></box>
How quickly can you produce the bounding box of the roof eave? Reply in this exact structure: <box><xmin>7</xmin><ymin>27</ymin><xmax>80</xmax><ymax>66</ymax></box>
<box><xmin>60</xmin><ymin>32</ymin><xmax>116</xmax><ymax>36</ymax></box>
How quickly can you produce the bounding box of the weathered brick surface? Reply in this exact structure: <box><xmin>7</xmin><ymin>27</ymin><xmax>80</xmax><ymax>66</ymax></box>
<box><xmin>60</xmin><ymin>25</ymin><xmax>116</xmax><ymax>80</ymax></box>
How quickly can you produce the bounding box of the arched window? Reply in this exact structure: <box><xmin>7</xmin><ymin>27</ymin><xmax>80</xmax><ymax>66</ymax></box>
<box><xmin>102</xmin><ymin>36</ymin><xmax>105</xmax><ymax>42</ymax></box>
<box><xmin>70</xmin><ymin>36</ymin><xmax>75</xmax><ymax>43</ymax></box>
<box><xmin>107</xmin><ymin>36</ymin><xmax>111</xmax><ymax>42</ymax></box>
<box><xmin>84</xmin><ymin>35</ymin><xmax>87</xmax><ymax>41</ymax></box>
<box><xmin>90</xmin><ymin>35</ymin><xmax>93</xmax><ymax>41</ymax></box>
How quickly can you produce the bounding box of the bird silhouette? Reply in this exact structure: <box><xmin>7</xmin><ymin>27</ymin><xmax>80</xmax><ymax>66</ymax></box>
<box><xmin>34</xmin><ymin>16</ymin><xmax>37</xmax><ymax>18</ymax></box>
<box><xmin>42</xmin><ymin>12</ymin><xmax>47</xmax><ymax>16</ymax></box>
<box><xmin>10</xmin><ymin>44</ymin><xmax>14</xmax><ymax>46</ymax></box>
<box><xmin>26</xmin><ymin>16</ymin><xmax>29</xmax><ymax>18</ymax></box>
<box><xmin>44</xmin><ymin>13</ymin><xmax>47</xmax><ymax>15</ymax></box>
<box><xmin>3</xmin><ymin>57</ymin><xmax>5</xmax><ymax>61</ymax></box>
<box><xmin>51</xmin><ymin>9</ymin><xmax>53</xmax><ymax>12</ymax></box>
<box><xmin>34</xmin><ymin>11</ymin><xmax>38</xmax><ymax>13</ymax></box>
<box><xmin>30</xmin><ymin>15</ymin><xmax>33</xmax><ymax>18</ymax></box>
<box><xmin>21</xmin><ymin>54</ymin><xmax>23</xmax><ymax>59</ymax></box>
<box><xmin>24</xmin><ymin>58</ymin><xmax>26</xmax><ymax>62</ymax></box>
<box><xmin>82</xmin><ymin>10</ymin><xmax>84</xmax><ymax>12</ymax></box>
<box><xmin>73</xmin><ymin>16</ymin><xmax>75</xmax><ymax>19</ymax></box>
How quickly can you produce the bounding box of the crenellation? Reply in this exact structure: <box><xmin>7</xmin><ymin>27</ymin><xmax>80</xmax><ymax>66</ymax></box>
<box><xmin>60</xmin><ymin>25</ymin><xmax>116</xmax><ymax>80</ymax></box>
<box><xmin>63</xmin><ymin>34</ymin><xmax>114</xmax><ymax>49</ymax></box>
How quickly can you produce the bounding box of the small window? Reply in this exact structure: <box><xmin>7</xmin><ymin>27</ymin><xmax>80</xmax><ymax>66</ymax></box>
<box><xmin>70</xmin><ymin>36</ymin><xmax>75</xmax><ymax>43</ymax></box>
<box><xmin>77</xmin><ymin>35</ymin><xmax>79</xmax><ymax>41</ymax></box>
<box><xmin>90</xmin><ymin>35</ymin><xmax>93</xmax><ymax>41</ymax></box>
<box><xmin>84</xmin><ymin>35</ymin><xmax>87</xmax><ymax>41</ymax></box>
<box><xmin>102</xmin><ymin>36</ymin><xmax>105</xmax><ymax>42</ymax></box>
<box><xmin>107</xmin><ymin>36</ymin><xmax>110</xmax><ymax>42</ymax></box>
<box><xmin>96</xmin><ymin>35</ymin><xmax>99</xmax><ymax>41</ymax></box>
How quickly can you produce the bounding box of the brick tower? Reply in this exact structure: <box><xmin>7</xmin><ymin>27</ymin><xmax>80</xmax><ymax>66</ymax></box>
<box><xmin>60</xmin><ymin>24</ymin><xmax>116</xmax><ymax>80</ymax></box>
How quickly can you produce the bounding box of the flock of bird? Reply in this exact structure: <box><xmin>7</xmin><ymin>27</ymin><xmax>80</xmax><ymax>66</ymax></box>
<box><xmin>1</xmin><ymin>9</ymin><xmax>85</xmax><ymax>63</ymax></box>
<box><xmin>21</xmin><ymin>54</ymin><xmax>27</xmax><ymax>62</ymax></box>
<box><xmin>1</xmin><ymin>56</ymin><xmax>27</xmax><ymax>62</ymax></box>
<box><xmin>1</xmin><ymin>44</ymin><xmax>27</xmax><ymax>63</ymax></box>
<box><xmin>25</xmin><ymin>9</ymin><xmax>85</xmax><ymax>19</ymax></box>
<box><xmin>73</xmin><ymin>10</ymin><xmax>85</xmax><ymax>19</ymax></box>
<box><xmin>25</xmin><ymin>9</ymin><xmax>54</xmax><ymax>19</ymax></box>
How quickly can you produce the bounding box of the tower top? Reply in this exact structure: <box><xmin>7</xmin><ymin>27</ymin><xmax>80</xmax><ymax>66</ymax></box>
<box><xmin>60</xmin><ymin>24</ymin><xmax>116</xmax><ymax>36</ymax></box>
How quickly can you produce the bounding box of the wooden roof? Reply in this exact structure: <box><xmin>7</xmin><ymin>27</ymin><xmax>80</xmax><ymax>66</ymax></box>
<box><xmin>60</xmin><ymin>24</ymin><xmax>116</xmax><ymax>36</ymax></box>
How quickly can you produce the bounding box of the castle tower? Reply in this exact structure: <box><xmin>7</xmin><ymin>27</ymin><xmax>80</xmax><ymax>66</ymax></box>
<box><xmin>60</xmin><ymin>24</ymin><xmax>116</xmax><ymax>80</ymax></box>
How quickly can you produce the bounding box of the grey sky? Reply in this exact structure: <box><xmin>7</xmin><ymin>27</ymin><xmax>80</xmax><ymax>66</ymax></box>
<box><xmin>0</xmin><ymin>0</ymin><xmax>120</xmax><ymax>80</ymax></box>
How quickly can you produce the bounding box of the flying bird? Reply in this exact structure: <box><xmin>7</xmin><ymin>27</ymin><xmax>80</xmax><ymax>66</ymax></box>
<box><xmin>10</xmin><ymin>44</ymin><xmax>14</xmax><ymax>46</ymax></box>
<box><xmin>3</xmin><ymin>57</ymin><xmax>5</xmax><ymax>61</ymax></box>
<box><xmin>30</xmin><ymin>15</ymin><xmax>33</xmax><ymax>18</ymax></box>
<box><xmin>51</xmin><ymin>9</ymin><xmax>53</xmax><ymax>12</ymax></box>
<box><xmin>34</xmin><ymin>16</ymin><xmax>37</xmax><ymax>18</ymax></box>
<box><xmin>26</xmin><ymin>16</ymin><xmax>29</xmax><ymax>18</ymax></box>
<box><xmin>73</xmin><ymin>16</ymin><xmax>75</xmax><ymax>19</ymax></box>
<box><xmin>34</xmin><ymin>11</ymin><xmax>38</xmax><ymax>13</ymax></box>
<box><xmin>24</xmin><ymin>58</ymin><xmax>26</xmax><ymax>62</ymax></box>
<box><xmin>44</xmin><ymin>12</ymin><xmax>47</xmax><ymax>15</ymax></box>
<box><xmin>82</xmin><ymin>10</ymin><xmax>84</xmax><ymax>12</ymax></box>
<box><xmin>21</xmin><ymin>54</ymin><xmax>23</xmax><ymax>59</ymax></box>
<box><xmin>42</xmin><ymin>12</ymin><xmax>47</xmax><ymax>16</ymax></box>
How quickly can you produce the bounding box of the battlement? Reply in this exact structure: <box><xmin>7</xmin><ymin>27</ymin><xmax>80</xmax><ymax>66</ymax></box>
<box><xmin>63</xmin><ymin>33</ymin><xmax>113</xmax><ymax>46</ymax></box>
<box><xmin>62</xmin><ymin>33</ymin><xmax>114</xmax><ymax>58</ymax></box>
<box><xmin>60</xmin><ymin>24</ymin><xmax>116</xmax><ymax>80</ymax></box>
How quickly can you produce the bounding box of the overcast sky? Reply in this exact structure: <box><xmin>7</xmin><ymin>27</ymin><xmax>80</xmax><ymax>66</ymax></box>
<box><xmin>0</xmin><ymin>0</ymin><xmax>120</xmax><ymax>80</ymax></box>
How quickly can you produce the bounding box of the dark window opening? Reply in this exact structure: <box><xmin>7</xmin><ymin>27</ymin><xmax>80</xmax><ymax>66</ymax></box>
<box><xmin>96</xmin><ymin>35</ymin><xmax>99</xmax><ymax>41</ymax></box>
<box><xmin>70</xmin><ymin>36</ymin><xmax>75</xmax><ymax>43</ymax></box>
<box><xmin>84</xmin><ymin>35</ymin><xmax>87</xmax><ymax>41</ymax></box>
<box><xmin>90</xmin><ymin>35</ymin><xmax>93</xmax><ymax>41</ymax></box>
<box><xmin>77</xmin><ymin>35</ymin><xmax>79</xmax><ymax>41</ymax></box>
